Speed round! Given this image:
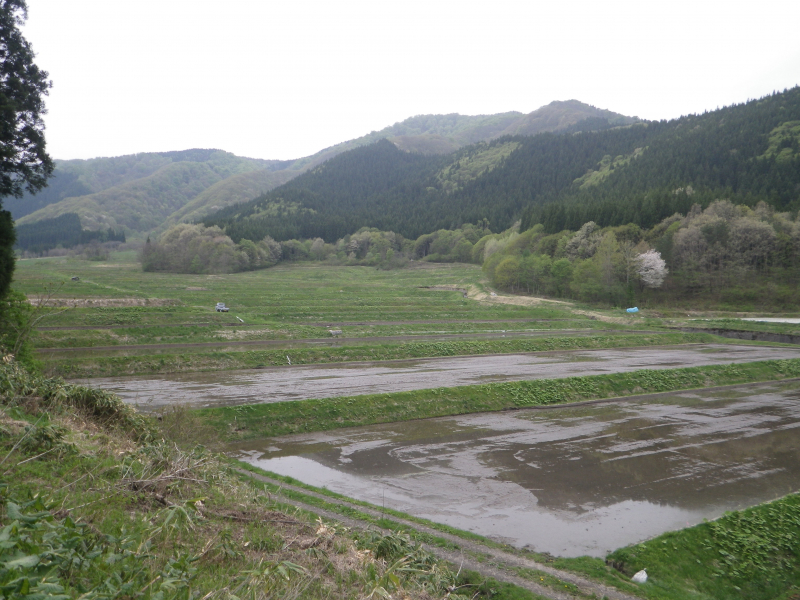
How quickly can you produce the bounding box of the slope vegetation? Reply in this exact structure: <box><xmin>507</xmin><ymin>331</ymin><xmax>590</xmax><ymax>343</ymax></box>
<box><xmin>11</xmin><ymin>101</ymin><xmax>634</xmax><ymax>239</ymax></box>
<box><xmin>203</xmin><ymin>87</ymin><xmax>800</xmax><ymax>244</ymax></box>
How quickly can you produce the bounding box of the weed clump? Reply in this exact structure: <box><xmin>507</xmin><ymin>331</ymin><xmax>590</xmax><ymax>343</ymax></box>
<box><xmin>0</xmin><ymin>356</ymin><xmax>151</xmax><ymax>439</ymax></box>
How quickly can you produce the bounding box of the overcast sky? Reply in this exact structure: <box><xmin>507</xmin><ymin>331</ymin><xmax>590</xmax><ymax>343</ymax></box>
<box><xmin>22</xmin><ymin>0</ymin><xmax>800</xmax><ymax>162</ymax></box>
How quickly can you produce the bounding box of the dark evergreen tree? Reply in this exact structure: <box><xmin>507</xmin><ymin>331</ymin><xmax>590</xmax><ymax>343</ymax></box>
<box><xmin>0</xmin><ymin>0</ymin><xmax>53</xmax><ymax>296</ymax></box>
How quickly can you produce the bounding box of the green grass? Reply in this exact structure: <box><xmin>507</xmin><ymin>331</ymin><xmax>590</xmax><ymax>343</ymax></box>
<box><xmin>43</xmin><ymin>332</ymin><xmax>716</xmax><ymax>378</ymax></box>
<box><xmin>197</xmin><ymin>358</ymin><xmax>800</xmax><ymax>440</ymax></box>
<box><xmin>602</xmin><ymin>493</ymin><xmax>800</xmax><ymax>600</ymax></box>
<box><xmin>0</xmin><ymin>361</ymin><xmax>471</xmax><ymax>600</ymax></box>
<box><xmin>34</xmin><ymin>319</ymin><xmax>625</xmax><ymax>349</ymax></box>
<box><xmin>14</xmin><ymin>257</ymin><xmax>552</xmax><ymax>325</ymax></box>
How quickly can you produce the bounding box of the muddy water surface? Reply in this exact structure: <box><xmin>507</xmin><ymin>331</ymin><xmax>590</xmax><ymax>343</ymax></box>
<box><xmin>82</xmin><ymin>344</ymin><xmax>800</xmax><ymax>409</ymax></box>
<box><xmin>232</xmin><ymin>381</ymin><xmax>800</xmax><ymax>557</ymax></box>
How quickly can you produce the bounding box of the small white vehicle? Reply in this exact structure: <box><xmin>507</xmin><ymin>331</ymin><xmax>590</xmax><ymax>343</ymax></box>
<box><xmin>215</xmin><ymin>302</ymin><xmax>229</xmax><ymax>312</ymax></box>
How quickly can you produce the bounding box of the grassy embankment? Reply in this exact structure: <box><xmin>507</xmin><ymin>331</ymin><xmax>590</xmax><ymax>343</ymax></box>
<box><xmin>199</xmin><ymin>358</ymin><xmax>800</xmax><ymax>440</ymax></box>
<box><xmin>603</xmin><ymin>493</ymin><xmax>800</xmax><ymax>599</ymax></box>
<box><xmin>46</xmin><ymin>332</ymin><xmax>717</xmax><ymax>378</ymax></box>
<box><xmin>0</xmin><ymin>359</ymin><xmax>501</xmax><ymax>600</ymax></box>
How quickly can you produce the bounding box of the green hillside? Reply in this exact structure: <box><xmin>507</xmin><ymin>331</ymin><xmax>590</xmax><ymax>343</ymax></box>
<box><xmin>202</xmin><ymin>88</ymin><xmax>800</xmax><ymax>245</ymax></box>
<box><xmin>203</xmin><ymin>124</ymin><xmax>654</xmax><ymax>242</ymax></box>
<box><xmin>15</xmin><ymin>156</ymin><xmax>280</xmax><ymax>232</ymax></box>
<box><xmin>521</xmin><ymin>89</ymin><xmax>800</xmax><ymax>232</ymax></box>
<box><xmin>7</xmin><ymin>149</ymin><xmax>281</xmax><ymax>221</ymax></box>
<box><xmin>159</xmin><ymin>167</ymin><xmax>299</xmax><ymax>230</ymax></box>
<box><xmin>11</xmin><ymin>101</ymin><xmax>634</xmax><ymax>242</ymax></box>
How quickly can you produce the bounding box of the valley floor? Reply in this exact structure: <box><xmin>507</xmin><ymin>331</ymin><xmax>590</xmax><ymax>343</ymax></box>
<box><xmin>5</xmin><ymin>254</ymin><xmax>800</xmax><ymax>599</ymax></box>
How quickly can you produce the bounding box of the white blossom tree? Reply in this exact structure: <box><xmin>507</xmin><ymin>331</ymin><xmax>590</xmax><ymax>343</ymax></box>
<box><xmin>636</xmin><ymin>249</ymin><xmax>668</xmax><ymax>288</ymax></box>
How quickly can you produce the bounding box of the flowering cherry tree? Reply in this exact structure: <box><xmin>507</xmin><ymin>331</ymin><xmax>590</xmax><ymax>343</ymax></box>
<box><xmin>636</xmin><ymin>249</ymin><xmax>668</xmax><ymax>288</ymax></box>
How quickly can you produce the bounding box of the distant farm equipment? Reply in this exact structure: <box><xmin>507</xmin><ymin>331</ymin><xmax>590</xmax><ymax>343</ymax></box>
<box><xmin>215</xmin><ymin>302</ymin><xmax>229</xmax><ymax>312</ymax></box>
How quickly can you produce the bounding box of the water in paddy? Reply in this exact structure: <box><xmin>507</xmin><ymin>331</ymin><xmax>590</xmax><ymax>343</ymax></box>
<box><xmin>78</xmin><ymin>344</ymin><xmax>800</xmax><ymax>410</ymax></box>
<box><xmin>231</xmin><ymin>381</ymin><xmax>800</xmax><ymax>557</ymax></box>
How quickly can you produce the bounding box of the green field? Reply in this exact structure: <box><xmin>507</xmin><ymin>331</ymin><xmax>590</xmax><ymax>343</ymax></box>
<box><xmin>13</xmin><ymin>252</ymin><xmax>678</xmax><ymax>377</ymax></box>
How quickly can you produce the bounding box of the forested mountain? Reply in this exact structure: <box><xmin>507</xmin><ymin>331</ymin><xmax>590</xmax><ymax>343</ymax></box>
<box><xmin>8</xmin><ymin>149</ymin><xmax>284</xmax><ymax>220</ymax></box>
<box><xmin>15</xmin><ymin>213</ymin><xmax>125</xmax><ymax>254</ymax></box>
<box><xmin>13</xmin><ymin>150</ymin><xmax>287</xmax><ymax>232</ymax></box>
<box><xmin>520</xmin><ymin>89</ymin><xmax>800</xmax><ymax>232</ymax></box>
<box><xmin>11</xmin><ymin>100</ymin><xmax>632</xmax><ymax>241</ymax></box>
<box><xmin>203</xmin><ymin>87</ymin><xmax>800</xmax><ymax>244</ymax></box>
<box><xmin>494</xmin><ymin>99</ymin><xmax>636</xmax><ymax>137</ymax></box>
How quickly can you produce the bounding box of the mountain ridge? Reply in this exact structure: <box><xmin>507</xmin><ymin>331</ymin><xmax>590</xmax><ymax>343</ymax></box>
<box><xmin>199</xmin><ymin>88</ymin><xmax>800</xmax><ymax>244</ymax></box>
<box><xmin>10</xmin><ymin>100</ymin><xmax>635</xmax><ymax>236</ymax></box>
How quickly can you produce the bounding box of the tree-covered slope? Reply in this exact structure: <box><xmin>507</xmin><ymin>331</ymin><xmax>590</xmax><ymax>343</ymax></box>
<box><xmin>160</xmin><ymin>167</ymin><xmax>299</xmax><ymax>230</ymax></box>
<box><xmin>494</xmin><ymin>99</ymin><xmax>637</xmax><ymax>137</ymax></box>
<box><xmin>14</xmin><ymin>150</ymin><xmax>283</xmax><ymax>231</ymax></box>
<box><xmin>206</xmin><ymin>139</ymin><xmax>447</xmax><ymax>242</ymax></box>
<box><xmin>202</xmin><ymin>126</ymin><xmax>657</xmax><ymax>242</ymax></box>
<box><xmin>521</xmin><ymin>88</ymin><xmax>800</xmax><ymax>232</ymax></box>
<box><xmin>204</xmin><ymin>88</ymin><xmax>800</xmax><ymax>245</ymax></box>
<box><xmin>7</xmin><ymin>149</ymin><xmax>281</xmax><ymax>220</ymax></box>
<box><xmin>12</xmin><ymin>101</ymin><xmax>634</xmax><ymax>239</ymax></box>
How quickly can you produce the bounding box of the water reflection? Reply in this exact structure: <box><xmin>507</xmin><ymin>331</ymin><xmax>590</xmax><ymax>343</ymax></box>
<box><xmin>78</xmin><ymin>344</ymin><xmax>800</xmax><ymax>410</ymax></box>
<box><xmin>231</xmin><ymin>381</ymin><xmax>800</xmax><ymax>557</ymax></box>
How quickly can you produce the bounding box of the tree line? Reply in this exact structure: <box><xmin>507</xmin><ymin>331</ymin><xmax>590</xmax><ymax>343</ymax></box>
<box><xmin>140</xmin><ymin>221</ymin><xmax>491</xmax><ymax>274</ymax></box>
<box><xmin>14</xmin><ymin>212</ymin><xmax>126</xmax><ymax>254</ymax></box>
<box><xmin>484</xmin><ymin>200</ymin><xmax>800</xmax><ymax>309</ymax></box>
<box><xmin>144</xmin><ymin>195</ymin><xmax>800</xmax><ymax>309</ymax></box>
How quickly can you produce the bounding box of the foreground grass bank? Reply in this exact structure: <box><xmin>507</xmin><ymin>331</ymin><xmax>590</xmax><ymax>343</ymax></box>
<box><xmin>48</xmin><ymin>331</ymin><xmax>718</xmax><ymax>378</ymax></box>
<box><xmin>0</xmin><ymin>359</ymin><xmax>487</xmax><ymax>600</ymax></box>
<box><xmin>605</xmin><ymin>493</ymin><xmax>800</xmax><ymax>600</ymax></box>
<box><xmin>198</xmin><ymin>358</ymin><xmax>800</xmax><ymax>440</ymax></box>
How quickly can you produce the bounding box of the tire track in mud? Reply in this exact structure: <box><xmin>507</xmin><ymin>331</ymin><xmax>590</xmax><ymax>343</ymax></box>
<box><xmin>237</xmin><ymin>467</ymin><xmax>643</xmax><ymax>600</ymax></box>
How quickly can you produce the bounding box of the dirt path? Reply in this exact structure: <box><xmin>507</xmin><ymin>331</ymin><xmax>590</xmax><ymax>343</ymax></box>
<box><xmin>460</xmin><ymin>284</ymin><xmax>637</xmax><ymax>325</ymax></box>
<box><xmin>27</xmin><ymin>297</ymin><xmax>180</xmax><ymax>307</ymax></box>
<box><xmin>238</xmin><ymin>468</ymin><xmax>643</xmax><ymax>600</ymax></box>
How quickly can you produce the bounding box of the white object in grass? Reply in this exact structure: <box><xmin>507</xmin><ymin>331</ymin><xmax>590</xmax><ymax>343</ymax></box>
<box><xmin>632</xmin><ymin>569</ymin><xmax>647</xmax><ymax>583</ymax></box>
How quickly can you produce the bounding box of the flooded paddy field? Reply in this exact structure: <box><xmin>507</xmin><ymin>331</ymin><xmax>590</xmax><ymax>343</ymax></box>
<box><xmin>231</xmin><ymin>380</ymin><xmax>800</xmax><ymax>557</ymax></box>
<box><xmin>82</xmin><ymin>343</ymin><xmax>800</xmax><ymax>410</ymax></box>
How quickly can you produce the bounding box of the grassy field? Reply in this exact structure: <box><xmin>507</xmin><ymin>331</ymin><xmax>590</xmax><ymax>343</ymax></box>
<box><xmin>13</xmin><ymin>252</ymin><xmax>676</xmax><ymax>378</ymax></box>
<box><xmin>15</xmin><ymin>252</ymin><xmax>554</xmax><ymax>324</ymax></box>
<box><xmin>41</xmin><ymin>332</ymin><xmax>716</xmax><ymax>378</ymax></box>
